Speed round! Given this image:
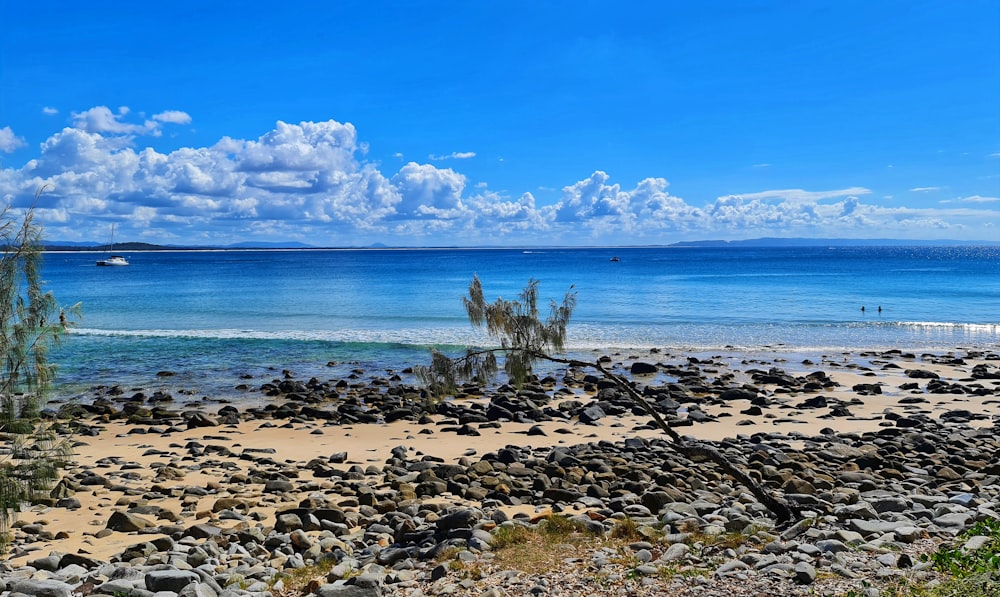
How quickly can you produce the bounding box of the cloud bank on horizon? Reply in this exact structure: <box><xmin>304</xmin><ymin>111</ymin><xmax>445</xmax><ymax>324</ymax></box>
<box><xmin>2</xmin><ymin>107</ymin><xmax>996</xmax><ymax>247</ymax></box>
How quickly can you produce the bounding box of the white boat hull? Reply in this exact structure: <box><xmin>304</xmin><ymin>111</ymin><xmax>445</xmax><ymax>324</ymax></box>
<box><xmin>96</xmin><ymin>256</ymin><xmax>129</xmax><ymax>266</ymax></box>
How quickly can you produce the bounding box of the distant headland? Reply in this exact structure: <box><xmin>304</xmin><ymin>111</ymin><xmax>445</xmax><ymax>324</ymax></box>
<box><xmin>42</xmin><ymin>237</ymin><xmax>1000</xmax><ymax>252</ymax></box>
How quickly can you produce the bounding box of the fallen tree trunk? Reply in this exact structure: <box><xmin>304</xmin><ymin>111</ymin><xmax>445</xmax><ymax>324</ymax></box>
<box><xmin>545</xmin><ymin>353</ymin><xmax>801</xmax><ymax>524</ymax></box>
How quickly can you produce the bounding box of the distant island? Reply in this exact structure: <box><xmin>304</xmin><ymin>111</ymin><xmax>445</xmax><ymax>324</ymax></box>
<box><xmin>42</xmin><ymin>237</ymin><xmax>1000</xmax><ymax>251</ymax></box>
<box><xmin>43</xmin><ymin>241</ymin><xmax>317</xmax><ymax>251</ymax></box>
<box><xmin>666</xmin><ymin>237</ymin><xmax>1000</xmax><ymax>248</ymax></box>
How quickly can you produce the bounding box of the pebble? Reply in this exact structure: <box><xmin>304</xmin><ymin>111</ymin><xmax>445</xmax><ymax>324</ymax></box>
<box><xmin>5</xmin><ymin>350</ymin><xmax>997</xmax><ymax>596</ymax></box>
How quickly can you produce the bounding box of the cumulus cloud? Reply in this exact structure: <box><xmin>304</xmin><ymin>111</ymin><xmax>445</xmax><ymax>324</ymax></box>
<box><xmin>390</xmin><ymin>162</ymin><xmax>468</xmax><ymax>218</ymax></box>
<box><xmin>71</xmin><ymin>106</ymin><xmax>151</xmax><ymax>135</ymax></box>
<box><xmin>0</xmin><ymin>127</ymin><xmax>27</xmax><ymax>153</ymax></box>
<box><xmin>42</xmin><ymin>107</ymin><xmax>59</xmax><ymax>116</ymax></box>
<box><xmin>2</xmin><ymin>106</ymin><xmax>998</xmax><ymax>245</ymax></box>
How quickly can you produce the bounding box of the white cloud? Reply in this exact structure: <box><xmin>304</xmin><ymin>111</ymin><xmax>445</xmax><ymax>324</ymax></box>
<box><xmin>237</xmin><ymin>120</ymin><xmax>359</xmax><ymax>175</ymax></box>
<box><xmin>390</xmin><ymin>162</ymin><xmax>468</xmax><ymax>218</ymax></box>
<box><xmin>42</xmin><ymin>107</ymin><xmax>59</xmax><ymax>116</ymax></box>
<box><xmin>941</xmin><ymin>195</ymin><xmax>999</xmax><ymax>204</ymax></box>
<box><xmin>553</xmin><ymin>171</ymin><xmax>630</xmax><ymax>222</ymax></box>
<box><xmin>727</xmin><ymin>187</ymin><xmax>871</xmax><ymax>204</ymax></box>
<box><xmin>2</xmin><ymin>107</ymin><xmax>998</xmax><ymax>245</ymax></box>
<box><xmin>0</xmin><ymin>126</ymin><xmax>27</xmax><ymax>153</ymax></box>
<box><xmin>71</xmin><ymin>106</ymin><xmax>151</xmax><ymax>135</ymax></box>
<box><xmin>152</xmin><ymin>110</ymin><xmax>192</xmax><ymax>125</ymax></box>
<box><xmin>911</xmin><ymin>186</ymin><xmax>940</xmax><ymax>192</ymax></box>
<box><xmin>70</xmin><ymin>105</ymin><xmax>190</xmax><ymax>137</ymax></box>
<box><xmin>429</xmin><ymin>151</ymin><xmax>476</xmax><ymax>161</ymax></box>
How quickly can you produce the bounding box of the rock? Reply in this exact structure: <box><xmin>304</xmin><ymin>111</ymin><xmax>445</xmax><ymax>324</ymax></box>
<box><xmin>290</xmin><ymin>529</ymin><xmax>314</xmax><ymax>550</ymax></box>
<box><xmin>8</xmin><ymin>579</ymin><xmax>75</xmax><ymax>597</ymax></box>
<box><xmin>55</xmin><ymin>497</ymin><xmax>81</xmax><ymax>509</ymax></box>
<box><xmin>316</xmin><ymin>585</ymin><xmax>381</xmax><ymax>597</ymax></box>
<box><xmin>641</xmin><ymin>491</ymin><xmax>673</xmax><ymax>514</ymax></box>
<box><xmin>662</xmin><ymin>543</ymin><xmax>690</xmax><ymax>562</ymax></box>
<box><xmin>716</xmin><ymin>559</ymin><xmax>750</xmax><ymax>575</ymax></box>
<box><xmin>145</xmin><ymin>570</ymin><xmax>200</xmax><ymax>593</ymax></box>
<box><xmin>106</xmin><ymin>510</ymin><xmax>154</xmax><ymax>532</ymax></box>
<box><xmin>184</xmin><ymin>523</ymin><xmax>223</xmax><ymax>539</ymax></box>
<box><xmin>316</xmin><ymin>573</ymin><xmax>383</xmax><ymax>597</ymax></box>
<box><xmin>815</xmin><ymin>539</ymin><xmax>850</xmax><ymax>553</ymax></box>
<box><xmin>578</xmin><ymin>405</ymin><xmax>606</xmax><ymax>424</ymax></box>
<box><xmin>186</xmin><ymin>412</ymin><xmax>218</xmax><ymax>428</ymax></box>
<box><xmin>848</xmin><ymin>519</ymin><xmax>909</xmax><ymax>537</ymax></box>
<box><xmin>58</xmin><ymin>553</ymin><xmax>102</xmax><ymax>569</ymax></box>
<box><xmin>630</xmin><ymin>362</ymin><xmax>658</xmax><ymax>375</ymax></box>
<box><xmin>793</xmin><ymin>561</ymin><xmax>817</xmax><ymax>585</ymax></box>
<box><xmin>852</xmin><ymin>383</ymin><xmax>882</xmax><ymax>395</ymax></box>
<box><xmin>264</xmin><ymin>478</ymin><xmax>295</xmax><ymax>493</ymax></box>
<box><xmin>893</xmin><ymin>526</ymin><xmax>924</xmax><ymax>543</ymax></box>
<box><xmin>934</xmin><ymin>512</ymin><xmax>972</xmax><ymax>529</ymax></box>
<box><xmin>212</xmin><ymin>497</ymin><xmax>252</xmax><ymax>512</ymax></box>
<box><xmin>436</xmin><ymin>508</ymin><xmax>481</xmax><ymax>537</ymax></box>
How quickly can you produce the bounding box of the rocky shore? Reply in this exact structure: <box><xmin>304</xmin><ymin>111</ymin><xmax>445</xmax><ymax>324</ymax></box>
<box><xmin>3</xmin><ymin>348</ymin><xmax>1000</xmax><ymax>596</ymax></box>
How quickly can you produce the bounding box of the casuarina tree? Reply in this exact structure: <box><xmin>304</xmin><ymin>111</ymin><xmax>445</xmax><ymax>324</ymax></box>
<box><xmin>418</xmin><ymin>275</ymin><xmax>799</xmax><ymax>523</ymax></box>
<box><xmin>0</xmin><ymin>192</ymin><xmax>76</xmax><ymax>548</ymax></box>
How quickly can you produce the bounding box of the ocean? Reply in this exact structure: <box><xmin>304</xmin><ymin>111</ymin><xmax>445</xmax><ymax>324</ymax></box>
<box><xmin>41</xmin><ymin>245</ymin><xmax>1000</xmax><ymax>403</ymax></box>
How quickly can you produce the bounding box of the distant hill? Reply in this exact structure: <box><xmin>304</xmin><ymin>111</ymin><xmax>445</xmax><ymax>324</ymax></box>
<box><xmin>42</xmin><ymin>241</ymin><xmax>315</xmax><ymax>251</ymax></box>
<box><xmin>669</xmin><ymin>237</ymin><xmax>1000</xmax><ymax>248</ymax></box>
<box><xmin>41</xmin><ymin>237</ymin><xmax>1000</xmax><ymax>251</ymax></box>
<box><xmin>44</xmin><ymin>241</ymin><xmax>171</xmax><ymax>251</ymax></box>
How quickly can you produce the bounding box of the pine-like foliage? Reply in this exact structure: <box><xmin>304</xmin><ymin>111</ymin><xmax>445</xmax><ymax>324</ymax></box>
<box><xmin>417</xmin><ymin>275</ymin><xmax>576</xmax><ymax>394</ymax></box>
<box><xmin>0</xmin><ymin>196</ymin><xmax>75</xmax><ymax>548</ymax></box>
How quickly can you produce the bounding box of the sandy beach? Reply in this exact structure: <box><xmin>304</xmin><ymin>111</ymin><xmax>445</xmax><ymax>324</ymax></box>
<box><xmin>5</xmin><ymin>347</ymin><xmax>1000</xmax><ymax>596</ymax></box>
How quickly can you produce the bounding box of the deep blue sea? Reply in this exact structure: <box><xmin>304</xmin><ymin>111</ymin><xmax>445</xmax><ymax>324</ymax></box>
<box><xmin>41</xmin><ymin>246</ymin><xmax>999</xmax><ymax>402</ymax></box>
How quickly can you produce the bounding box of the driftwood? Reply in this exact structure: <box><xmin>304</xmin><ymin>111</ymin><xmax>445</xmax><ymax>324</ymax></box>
<box><xmin>544</xmin><ymin>353</ymin><xmax>801</xmax><ymax>524</ymax></box>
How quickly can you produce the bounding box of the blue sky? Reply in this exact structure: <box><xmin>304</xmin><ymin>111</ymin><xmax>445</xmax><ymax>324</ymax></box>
<box><xmin>1</xmin><ymin>1</ymin><xmax>998</xmax><ymax>246</ymax></box>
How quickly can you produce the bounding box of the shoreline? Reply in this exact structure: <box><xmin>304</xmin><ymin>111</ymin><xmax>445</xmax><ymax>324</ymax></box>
<box><xmin>6</xmin><ymin>346</ymin><xmax>1000</xmax><ymax>596</ymax></box>
<box><xmin>49</xmin><ymin>341</ymin><xmax>1000</xmax><ymax>408</ymax></box>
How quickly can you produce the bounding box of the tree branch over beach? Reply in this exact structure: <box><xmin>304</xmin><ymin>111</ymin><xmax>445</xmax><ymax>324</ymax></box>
<box><xmin>0</xmin><ymin>190</ymin><xmax>77</xmax><ymax>548</ymax></box>
<box><xmin>418</xmin><ymin>275</ymin><xmax>800</xmax><ymax>524</ymax></box>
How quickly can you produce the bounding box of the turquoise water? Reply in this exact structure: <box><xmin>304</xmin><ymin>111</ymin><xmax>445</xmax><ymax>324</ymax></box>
<box><xmin>41</xmin><ymin>246</ymin><xmax>1000</xmax><ymax>401</ymax></box>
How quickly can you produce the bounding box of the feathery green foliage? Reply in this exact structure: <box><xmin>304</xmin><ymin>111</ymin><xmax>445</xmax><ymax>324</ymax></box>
<box><xmin>0</xmin><ymin>191</ymin><xmax>76</xmax><ymax>550</ymax></box>
<box><xmin>417</xmin><ymin>275</ymin><xmax>575</xmax><ymax>393</ymax></box>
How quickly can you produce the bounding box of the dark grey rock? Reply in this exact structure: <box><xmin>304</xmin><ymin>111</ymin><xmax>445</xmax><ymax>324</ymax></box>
<box><xmin>146</xmin><ymin>570</ymin><xmax>200</xmax><ymax>593</ymax></box>
<box><xmin>9</xmin><ymin>579</ymin><xmax>75</xmax><ymax>597</ymax></box>
<box><xmin>793</xmin><ymin>561</ymin><xmax>817</xmax><ymax>585</ymax></box>
<box><xmin>630</xmin><ymin>362</ymin><xmax>658</xmax><ymax>375</ymax></box>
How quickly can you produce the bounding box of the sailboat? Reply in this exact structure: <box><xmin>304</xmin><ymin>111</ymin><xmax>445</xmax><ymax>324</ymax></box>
<box><xmin>96</xmin><ymin>224</ymin><xmax>129</xmax><ymax>266</ymax></box>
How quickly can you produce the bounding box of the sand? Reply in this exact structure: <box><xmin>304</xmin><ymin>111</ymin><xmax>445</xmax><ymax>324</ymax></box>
<box><xmin>8</xmin><ymin>348</ymin><xmax>999</xmax><ymax>566</ymax></box>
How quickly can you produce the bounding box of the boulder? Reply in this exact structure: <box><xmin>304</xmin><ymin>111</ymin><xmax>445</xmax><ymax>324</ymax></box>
<box><xmin>106</xmin><ymin>511</ymin><xmax>154</xmax><ymax>532</ymax></box>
